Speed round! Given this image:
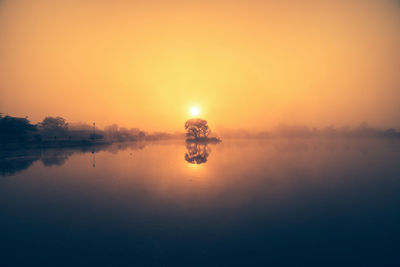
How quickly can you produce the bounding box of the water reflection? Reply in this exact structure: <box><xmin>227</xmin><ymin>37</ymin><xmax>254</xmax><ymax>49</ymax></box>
<box><xmin>0</xmin><ymin>151</ymin><xmax>40</xmax><ymax>176</ymax></box>
<box><xmin>1</xmin><ymin>139</ymin><xmax>400</xmax><ymax>266</ymax></box>
<box><xmin>184</xmin><ymin>142</ymin><xmax>211</xmax><ymax>164</ymax></box>
<box><xmin>41</xmin><ymin>150</ymin><xmax>72</xmax><ymax>167</ymax></box>
<box><xmin>0</xmin><ymin>142</ymin><xmax>147</xmax><ymax>176</ymax></box>
<box><xmin>92</xmin><ymin>151</ymin><xmax>96</xmax><ymax>168</ymax></box>
<box><xmin>2</xmin><ymin>139</ymin><xmax>399</xmax><ymax>175</ymax></box>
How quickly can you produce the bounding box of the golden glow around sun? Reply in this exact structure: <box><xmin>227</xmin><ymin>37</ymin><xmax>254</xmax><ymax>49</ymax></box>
<box><xmin>190</xmin><ymin>106</ymin><xmax>200</xmax><ymax>117</ymax></box>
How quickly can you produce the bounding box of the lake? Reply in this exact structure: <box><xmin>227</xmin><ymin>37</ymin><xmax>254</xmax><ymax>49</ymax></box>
<box><xmin>1</xmin><ymin>139</ymin><xmax>400</xmax><ymax>266</ymax></box>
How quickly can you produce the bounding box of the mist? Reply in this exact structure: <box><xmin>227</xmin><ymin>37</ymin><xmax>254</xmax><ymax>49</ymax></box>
<box><xmin>1</xmin><ymin>0</ymin><xmax>400</xmax><ymax>131</ymax></box>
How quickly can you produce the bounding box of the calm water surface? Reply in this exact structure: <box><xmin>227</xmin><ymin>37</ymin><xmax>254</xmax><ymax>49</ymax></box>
<box><xmin>1</xmin><ymin>139</ymin><xmax>400</xmax><ymax>266</ymax></box>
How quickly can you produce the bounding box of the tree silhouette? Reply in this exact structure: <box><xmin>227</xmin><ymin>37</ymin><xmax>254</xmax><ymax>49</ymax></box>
<box><xmin>184</xmin><ymin>118</ymin><xmax>210</xmax><ymax>140</ymax></box>
<box><xmin>38</xmin><ymin>116</ymin><xmax>69</xmax><ymax>139</ymax></box>
<box><xmin>0</xmin><ymin>115</ymin><xmax>37</xmax><ymax>141</ymax></box>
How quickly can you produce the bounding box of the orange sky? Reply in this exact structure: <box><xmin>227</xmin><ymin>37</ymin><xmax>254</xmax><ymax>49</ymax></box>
<box><xmin>1</xmin><ymin>0</ymin><xmax>400</xmax><ymax>131</ymax></box>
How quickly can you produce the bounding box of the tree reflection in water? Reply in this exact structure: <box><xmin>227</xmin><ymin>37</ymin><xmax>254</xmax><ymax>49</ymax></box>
<box><xmin>0</xmin><ymin>142</ymin><xmax>146</xmax><ymax>176</ymax></box>
<box><xmin>184</xmin><ymin>142</ymin><xmax>211</xmax><ymax>164</ymax></box>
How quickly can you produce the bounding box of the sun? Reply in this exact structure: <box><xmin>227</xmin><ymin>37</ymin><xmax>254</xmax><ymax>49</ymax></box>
<box><xmin>190</xmin><ymin>106</ymin><xmax>200</xmax><ymax>117</ymax></box>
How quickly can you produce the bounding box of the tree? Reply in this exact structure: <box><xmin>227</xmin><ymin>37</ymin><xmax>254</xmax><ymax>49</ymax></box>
<box><xmin>38</xmin><ymin>116</ymin><xmax>69</xmax><ymax>138</ymax></box>
<box><xmin>0</xmin><ymin>115</ymin><xmax>37</xmax><ymax>141</ymax></box>
<box><xmin>184</xmin><ymin>118</ymin><xmax>210</xmax><ymax>139</ymax></box>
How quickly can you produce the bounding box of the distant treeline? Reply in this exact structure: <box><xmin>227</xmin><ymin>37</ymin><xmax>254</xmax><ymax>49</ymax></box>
<box><xmin>218</xmin><ymin>123</ymin><xmax>400</xmax><ymax>139</ymax></box>
<box><xmin>0</xmin><ymin>114</ymin><xmax>183</xmax><ymax>145</ymax></box>
<box><xmin>2</xmin><ymin>114</ymin><xmax>400</xmax><ymax>146</ymax></box>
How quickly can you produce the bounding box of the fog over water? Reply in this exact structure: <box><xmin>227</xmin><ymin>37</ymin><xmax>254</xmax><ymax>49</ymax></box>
<box><xmin>1</xmin><ymin>139</ymin><xmax>400</xmax><ymax>266</ymax></box>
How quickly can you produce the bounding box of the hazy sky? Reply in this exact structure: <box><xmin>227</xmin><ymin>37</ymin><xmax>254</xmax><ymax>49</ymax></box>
<box><xmin>1</xmin><ymin>0</ymin><xmax>400</xmax><ymax>131</ymax></box>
